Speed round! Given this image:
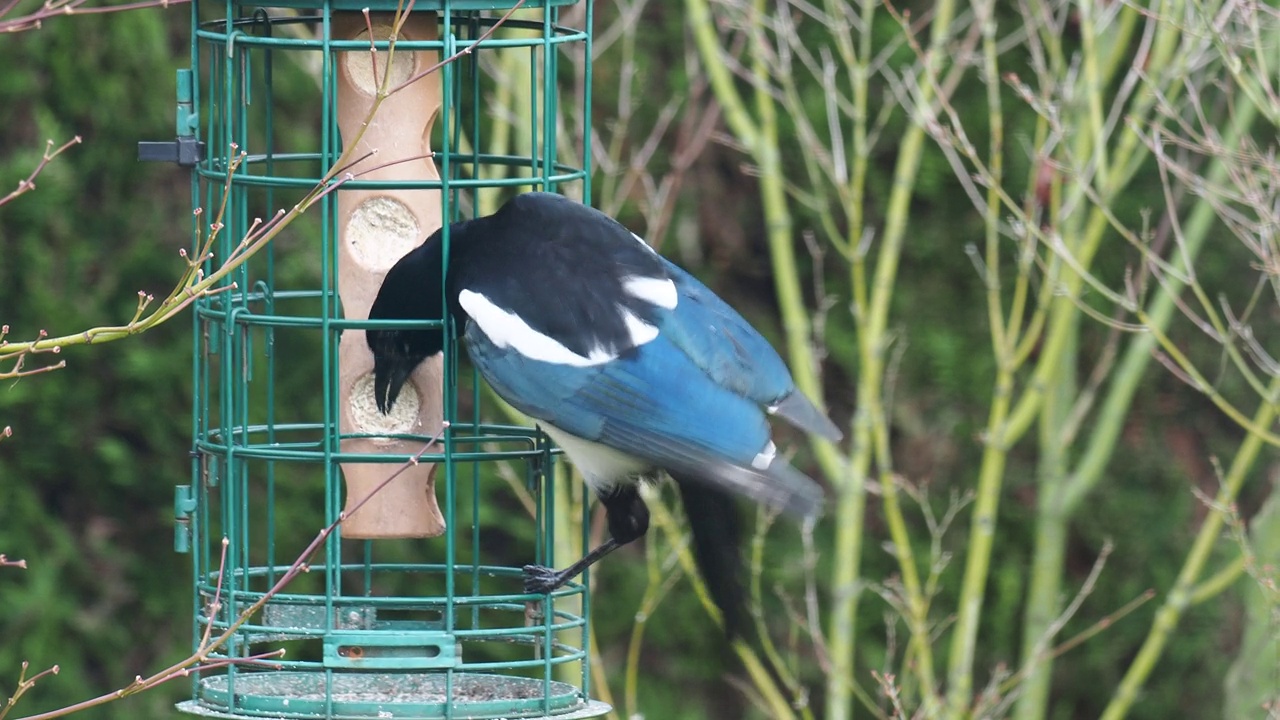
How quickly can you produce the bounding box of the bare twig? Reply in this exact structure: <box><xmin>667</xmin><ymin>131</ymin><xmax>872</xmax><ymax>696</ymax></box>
<box><xmin>1005</xmin><ymin>587</ymin><xmax>1157</xmax><ymax>697</ymax></box>
<box><xmin>0</xmin><ymin>0</ymin><xmax>186</xmax><ymax>32</ymax></box>
<box><xmin>391</xmin><ymin>0</ymin><xmax>524</xmax><ymax>92</ymax></box>
<box><xmin>1</xmin><ymin>663</ymin><xmax>59</xmax><ymax>720</ymax></box>
<box><xmin>0</xmin><ymin>137</ymin><xmax>80</xmax><ymax>207</ymax></box>
<box><xmin>0</xmin><ymin>554</ymin><xmax>27</xmax><ymax>569</ymax></box>
<box><xmin>0</xmin><ymin>328</ymin><xmax>66</xmax><ymax>380</ymax></box>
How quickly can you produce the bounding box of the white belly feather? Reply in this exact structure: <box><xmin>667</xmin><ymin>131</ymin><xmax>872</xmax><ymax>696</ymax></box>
<box><xmin>540</xmin><ymin>424</ymin><xmax>651</xmax><ymax>493</ymax></box>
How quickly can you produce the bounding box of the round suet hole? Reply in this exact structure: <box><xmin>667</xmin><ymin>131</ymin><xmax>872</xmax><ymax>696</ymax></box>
<box><xmin>347</xmin><ymin>196</ymin><xmax>420</xmax><ymax>272</ymax></box>
<box><xmin>350</xmin><ymin>372</ymin><xmax>419</xmax><ymax>440</ymax></box>
<box><xmin>345</xmin><ymin>25</ymin><xmax>415</xmax><ymax>95</ymax></box>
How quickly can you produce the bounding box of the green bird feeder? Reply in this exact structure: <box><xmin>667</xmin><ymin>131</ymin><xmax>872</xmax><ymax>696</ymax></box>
<box><xmin>154</xmin><ymin>0</ymin><xmax>609</xmax><ymax>717</ymax></box>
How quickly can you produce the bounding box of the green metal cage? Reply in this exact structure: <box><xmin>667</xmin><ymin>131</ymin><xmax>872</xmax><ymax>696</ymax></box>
<box><xmin>166</xmin><ymin>1</ymin><xmax>608</xmax><ymax>717</ymax></box>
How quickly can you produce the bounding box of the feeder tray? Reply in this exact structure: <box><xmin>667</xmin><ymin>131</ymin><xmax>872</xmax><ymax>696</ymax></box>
<box><xmin>178</xmin><ymin>673</ymin><xmax>611</xmax><ymax>719</ymax></box>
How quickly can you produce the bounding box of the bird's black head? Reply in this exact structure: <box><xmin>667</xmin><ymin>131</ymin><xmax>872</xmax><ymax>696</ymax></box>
<box><xmin>366</xmin><ymin>230</ymin><xmax>451</xmax><ymax>415</ymax></box>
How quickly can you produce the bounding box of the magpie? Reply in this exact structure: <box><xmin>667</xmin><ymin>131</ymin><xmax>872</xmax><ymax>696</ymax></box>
<box><xmin>367</xmin><ymin>192</ymin><xmax>841</xmax><ymax>637</ymax></box>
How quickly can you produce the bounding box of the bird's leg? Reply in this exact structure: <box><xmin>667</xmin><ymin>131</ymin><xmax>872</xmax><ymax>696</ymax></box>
<box><xmin>522</xmin><ymin>539</ymin><xmax>621</xmax><ymax>595</ymax></box>
<box><xmin>523</xmin><ymin>484</ymin><xmax>650</xmax><ymax>595</ymax></box>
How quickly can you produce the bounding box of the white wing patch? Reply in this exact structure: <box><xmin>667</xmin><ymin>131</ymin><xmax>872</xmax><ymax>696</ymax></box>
<box><xmin>621</xmin><ymin>308</ymin><xmax>660</xmax><ymax>346</ymax></box>
<box><xmin>623</xmin><ymin>275</ymin><xmax>678</xmax><ymax>310</ymax></box>
<box><xmin>751</xmin><ymin>440</ymin><xmax>777</xmax><ymax>470</ymax></box>
<box><xmin>459</xmin><ymin>289</ymin><xmax>614</xmax><ymax>367</ymax></box>
<box><xmin>630</xmin><ymin>232</ymin><xmax>659</xmax><ymax>255</ymax></box>
<box><xmin>459</xmin><ymin>290</ymin><xmax>662</xmax><ymax>367</ymax></box>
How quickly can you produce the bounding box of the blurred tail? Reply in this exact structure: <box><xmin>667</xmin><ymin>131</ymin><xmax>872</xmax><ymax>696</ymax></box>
<box><xmin>683</xmin><ymin>455</ymin><xmax>825</xmax><ymax>520</ymax></box>
<box><xmin>771</xmin><ymin>390</ymin><xmax>843</xmax><ymax>442</ymax></box>
<box><xmin>672</xmin><ymin>474</ymin><xmax>746</xmax><ymax>639</ymax></box>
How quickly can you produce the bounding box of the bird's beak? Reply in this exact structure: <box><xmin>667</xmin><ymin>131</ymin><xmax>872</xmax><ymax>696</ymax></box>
<box><xmin>374</xmin><ymin>359</ymin><xmax>411</xmax><ymax>415</ymax></box>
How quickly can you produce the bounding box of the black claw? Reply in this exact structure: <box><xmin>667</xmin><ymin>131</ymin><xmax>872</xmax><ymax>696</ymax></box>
<box><xmin>523</xmin><ymin>564</ymin><xmax>563</xmax><ymax>595</ymax></box>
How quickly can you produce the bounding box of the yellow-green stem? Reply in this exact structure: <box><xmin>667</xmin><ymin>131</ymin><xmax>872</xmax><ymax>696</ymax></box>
<box><xmin>1061</xmin><ymin>95</ymin><xmax>1259</xmax><ymax>511</ymax></box>
<box><xmin>850</xmin><ymin>1</ymin><xmax>960</xmax><ymax>714</ymax></box>
<box><xmin>1189</xmin><ymin>556</ymin><xmax>1246</xmax><ymax>606</ymax></box>
<box><xmin>944</xmin><ymin>369</ymin><xmax>1013</xmax><ymax>714</ymax></box>
<box><xmin>1076</xmin><ymin>0</ymin><xmax>1110</xmax><ymax>186</ymax></box>
<box><xmin>1101</xmin><ymin>377</ymin><xmax>1280</xmax><ymax>720</ymax></box>
<box><xmin>824</xmin><ymin>0</ymin><xmax>875</xmax><ymax>711</ymax></box>
<box><xmin>1013</xmin><ymin>301</ymin><xmax>1077</xmax><ymax>720</ymax></box>
<box><xmin>687</xmin><ymin>1</ymin><xmax>862</xmax><ymax>711</ymax></box>
<box><xmin>647</xmin><ymin>498</ymin><xmax>799</xmax><ymax>720</ymax></box>
<box><xmin>623</xmin><ymin>537</ymin><xmax>666</xmax><ymax>717</ymax></box>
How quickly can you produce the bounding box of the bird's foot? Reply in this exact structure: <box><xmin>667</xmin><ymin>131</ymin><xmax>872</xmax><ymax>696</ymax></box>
<box><xmin>523</xmin><ymin>564</ymin><xmax>566</xmax><ymax>595</ymax></box>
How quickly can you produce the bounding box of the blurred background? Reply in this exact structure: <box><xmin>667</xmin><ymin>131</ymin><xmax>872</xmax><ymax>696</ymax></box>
<box><xmin>1</xmin><ymin>1</ymin><xmax>1277</xmax><ymax>719</ymax></box>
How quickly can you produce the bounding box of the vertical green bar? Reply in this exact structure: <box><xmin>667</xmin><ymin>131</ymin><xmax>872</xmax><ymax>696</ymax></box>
<box><xmin>187</xmin><ymin>1</ymin><xmax>204</xmax><ymax>705</ymax></box>
<box><xmin>199</xmin><ymin>40</ymin><xmax>219</xmax><ymax>679</ymax></box>
<box><xmin>581</xmin><ymin>0</ymin><xmax>594</xmax><ymax>204</ymax></box>
<box><xmin>540</xmin><ymin>8</ymin><xmax>555</xmax><ymax>708</ymax></box>
<box><xmin>222</xmin><ymin>4</ymin><xmax>241</xmax><ymax>695</ymax></box>
<box><xmin>542</xmin><ymin>7</ymin><xmax>554</xmax><ymax>192</ymax></box>
<box><xmin>440</xmin><ymin>7</ymin><xmax>456</xmax><ymax>719</ymax></box>
<box><xmin>260</xmin><ymin>11</ymin><xmax>280</xmax><ymax>586</ymax></box>
<box><xmin>577</xmin><ymin>0</ymin><xmax>596</xmax><ymax>698</ymax></box>
<box><xmin>465</xmin><ymin>9</ymin><xmax>484</xmax><ymax>623</ymax></box>
<box><xmin>528</xmin><ymin>43</ymin><xmax>539</xmax><ymax>184</ymax></box>
<box><xmin>321</xmin><ymin>2</ymin><xmax>339</xmax><ymax>711</ymax></box>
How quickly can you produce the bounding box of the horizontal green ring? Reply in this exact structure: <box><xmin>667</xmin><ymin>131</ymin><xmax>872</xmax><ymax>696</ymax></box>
<box><xmin>198</xmin><ymin>23</ymin><xmax>586</xmax><ymax>52</ymax></box>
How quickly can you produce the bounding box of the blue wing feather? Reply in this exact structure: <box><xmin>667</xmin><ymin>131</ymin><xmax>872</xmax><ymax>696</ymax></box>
<box><xmin>656</xmin><ymin>259</ymin><xmax>794</xmax><ymax>406</ymax></box>
<box><xmin>656</xmin><ymin>259</ymin><xmax>842</xmax><ymax>441</ymax></box>
<box><xmin>466</xmin><ymin>321</ymin><xmax>824</xmax><ymax>516</ymax></box>
<box><xmin>466</xmin><ymin>322</ymin><xmax>769</xmax><ymax>467</ymax></box>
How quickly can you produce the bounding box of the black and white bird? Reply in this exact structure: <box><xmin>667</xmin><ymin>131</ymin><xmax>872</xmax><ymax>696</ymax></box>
<box><xmin>366</xmin><ymin>192</ymin><xmax>840</xmax><ymax>637</ymax></box>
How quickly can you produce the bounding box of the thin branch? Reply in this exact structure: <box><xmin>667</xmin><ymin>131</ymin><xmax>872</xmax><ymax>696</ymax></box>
<box><xmin>0</xmin><ymin>328</ymin><xmax>66</xmax><ymax>380</ymax></box>
<box><xmin>0</xmin><ymin>0</ymin><xmax>186</xmax><ymax>33</ymax></box>
<box><xmin>0</xmin><ymin>554</ymin><xmax>27</xmax><ymax>569</ymax></box>
<box><xmin>391</xmin><ymin>0</ymin><xmax>524</xmax><ymax>92</ymax></box>
<box><xmin>1</xmin><ymin>663</ymin><xmax>60</xmax><ymax>720</ymax></box>
<box><xmin>0</xmin><ymin>137</ymin><xmax>80</xmax><ymax>207</ymax></box>
<box><xmin>1000</xmin><ymin>588</ymin><xmax>1156</xmax><ymax>698</ymax></box>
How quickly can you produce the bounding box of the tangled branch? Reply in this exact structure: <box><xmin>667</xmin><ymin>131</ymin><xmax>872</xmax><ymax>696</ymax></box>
<box><xmin>0</xmin><ymin>0</ymin><xmax>526</xmax><ymax>378</ymax></box>
<box><xmin>0</xmin><ymin>0</ymin><xmax>188</xmax><ymax>33</ymax></box>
